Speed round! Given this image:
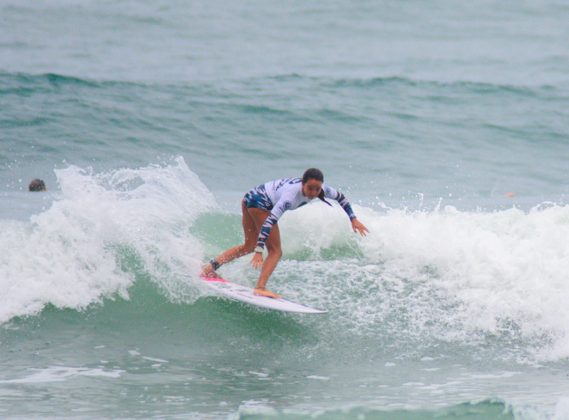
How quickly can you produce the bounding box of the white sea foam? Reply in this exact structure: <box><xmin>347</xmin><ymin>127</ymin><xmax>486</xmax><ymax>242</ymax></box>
<box><xmin>0</xmin><ymin>157</ymin><xmax>216</xmax><ymax>323</ymax></box>
<box><xmin>280</xmin><ymin>202</ymin><xmax>569</xmax><ymax>360</ymax></box>
<box><xmin>553</xmin><ymin>397</ymin><xmax>569</xmax><ymax>420</ymax></box>
<box><xmin>0</xmin><ymin>366</ymin><xmax>124</xmax><ymax>384</ymax></box>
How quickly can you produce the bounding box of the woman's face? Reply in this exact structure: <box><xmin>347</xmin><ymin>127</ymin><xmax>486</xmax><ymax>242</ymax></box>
<box><xmin>302</xmin><ymin>179</ymin><xmax>322</xmax><ymax>199</ymax></box>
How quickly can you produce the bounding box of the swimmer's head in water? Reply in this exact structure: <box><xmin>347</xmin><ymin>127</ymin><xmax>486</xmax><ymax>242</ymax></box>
<box><xmin>29</xmin><ymin>179</ymin><xmax>46</xmax><ymax>192</ymax></box>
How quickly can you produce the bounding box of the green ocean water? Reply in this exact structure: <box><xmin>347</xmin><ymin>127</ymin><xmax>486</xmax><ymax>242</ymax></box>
<box><xmin>2</xmin><ymin>0</ymin><xmax>569</xmax><ymax>418</ymax></box>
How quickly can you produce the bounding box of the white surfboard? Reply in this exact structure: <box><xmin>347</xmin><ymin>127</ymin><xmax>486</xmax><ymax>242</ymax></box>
<box><xmin>200</xmin><ymin>275</ymin><xmax>327</xmax><ymax>314</ymax></box>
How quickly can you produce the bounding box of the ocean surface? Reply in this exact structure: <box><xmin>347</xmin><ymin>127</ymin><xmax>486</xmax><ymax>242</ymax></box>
<box><xmin>1</xmin><ymin>0</ymin><xmax>569</xmax><ymax>418</ymax></box>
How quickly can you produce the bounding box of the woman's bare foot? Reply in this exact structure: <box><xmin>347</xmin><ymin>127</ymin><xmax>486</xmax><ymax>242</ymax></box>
<box><xmin>201</xmin><ymin>263</ymin><xmax>218</xmax><ymax>278</ymax></box>
<box><xmin>254</xmin><ymin>288</ymin><xmax>281</xmax><ymax>299</ymax></box>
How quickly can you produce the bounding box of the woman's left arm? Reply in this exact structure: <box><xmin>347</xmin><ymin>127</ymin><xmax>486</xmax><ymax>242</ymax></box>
<box><xmin>323</xmin><ymin>185</ymin><xmax>369</xmax><ymax>236</ymax></box>
<box><xmin>351</xmin><ymin>218</ymin><xmax>369</xmax><ymax>236</ymax></box>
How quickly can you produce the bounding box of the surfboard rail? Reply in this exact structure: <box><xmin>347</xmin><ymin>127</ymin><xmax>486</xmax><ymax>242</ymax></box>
<box><xmin>200</xmin><ymin>275</ymin><xmax>328</xmax><ymax>314</ymax></box>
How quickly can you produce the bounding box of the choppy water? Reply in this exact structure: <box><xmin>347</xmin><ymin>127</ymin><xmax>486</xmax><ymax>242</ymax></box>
<box><xmin>1</xmin><ymin>0</ymin><xmax>569</xmax><ymax>418</ymax></box>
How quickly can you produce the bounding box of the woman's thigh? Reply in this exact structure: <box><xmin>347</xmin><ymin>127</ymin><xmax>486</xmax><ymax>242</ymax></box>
<box><xmin>247</xmin><ymin>207</ymin><xmax>281</xmax><ymax>252</ymax></box>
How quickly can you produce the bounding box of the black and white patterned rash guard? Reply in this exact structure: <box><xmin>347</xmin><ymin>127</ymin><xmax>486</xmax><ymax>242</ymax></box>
<box><xmin>243</xmin><ymin>178</ymin><xmax>357</xmax><ymax>251</ymax></box>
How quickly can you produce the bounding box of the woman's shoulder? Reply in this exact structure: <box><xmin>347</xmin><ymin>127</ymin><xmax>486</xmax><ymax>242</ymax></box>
<box><xmin>322</xmin><ymin>183</ymin><xmax>338</xmax><ymax>195</ymax></box>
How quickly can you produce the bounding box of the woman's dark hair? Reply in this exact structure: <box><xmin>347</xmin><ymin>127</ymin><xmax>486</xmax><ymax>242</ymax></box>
<box><xmin>302</xmin><ymin>168</ymin><xmax>331</xmax><ymax>206</ymax></box>
<box><xmin>302</xmin><ymin>168</ymin><xmax>324</xmax><ymax>184</ymax></box>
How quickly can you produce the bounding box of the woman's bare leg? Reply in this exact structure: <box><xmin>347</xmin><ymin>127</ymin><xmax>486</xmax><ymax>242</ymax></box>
<box><xmin>201</xmin><ymin>201</ymin><xmax>258</xmax><ymax>276</ymax></box>
<box><xmin>202</xmin><ymin>204</ymin><xmax>283</xmax><ymax>298</ymax></box>
<box><xmin>254</xmin><ymin>224</ymin><xmax>282</xmax><ymax>290</ymax></box>
<box><xmin>245</xmin><ymin>208</ymin><xmax>282</xmax><ymax>297</ymax></box>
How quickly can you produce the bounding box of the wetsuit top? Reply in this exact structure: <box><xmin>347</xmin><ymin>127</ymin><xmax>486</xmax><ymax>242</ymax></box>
<box><xmin>244</xmin><ymin>178</ymin><xmax>357</xmax><ymax>251</ymax></box>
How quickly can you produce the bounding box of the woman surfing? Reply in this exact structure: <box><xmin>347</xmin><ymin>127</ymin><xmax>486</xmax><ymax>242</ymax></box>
<box><xmin>201</xmin><ymin>168</ymin><xmax>369</xmax><ymax>298</ymax></box>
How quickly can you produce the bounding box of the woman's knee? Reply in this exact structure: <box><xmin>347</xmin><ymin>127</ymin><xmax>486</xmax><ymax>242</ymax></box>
<box><xmin>267</xmin><ymin>247</ymin><xmax>283</xmax><ymax>259</ymax></box>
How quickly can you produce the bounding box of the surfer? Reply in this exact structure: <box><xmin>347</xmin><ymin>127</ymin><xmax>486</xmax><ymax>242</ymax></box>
<box><xmin>202</xmin><ymin>168</ymin><xmax>369</xmax><ymax>298</ymax></box>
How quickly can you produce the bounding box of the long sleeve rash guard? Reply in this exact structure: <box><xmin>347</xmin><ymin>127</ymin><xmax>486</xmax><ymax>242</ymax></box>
<box><xmin>251</xmin><ymin>178</ymin><xmax>356</xmax><ymax>251</ymax></box>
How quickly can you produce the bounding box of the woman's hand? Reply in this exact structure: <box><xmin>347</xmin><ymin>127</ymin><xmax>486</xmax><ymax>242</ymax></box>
<box><xmin>351</xmin><ymin>218</ymin><xmax>369</xmax><ymax>236</ymax></box>
<box><xmin>251</xmin><ymin>252</ymin><xmax>264</xmax><ymax>269</ymax></box>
